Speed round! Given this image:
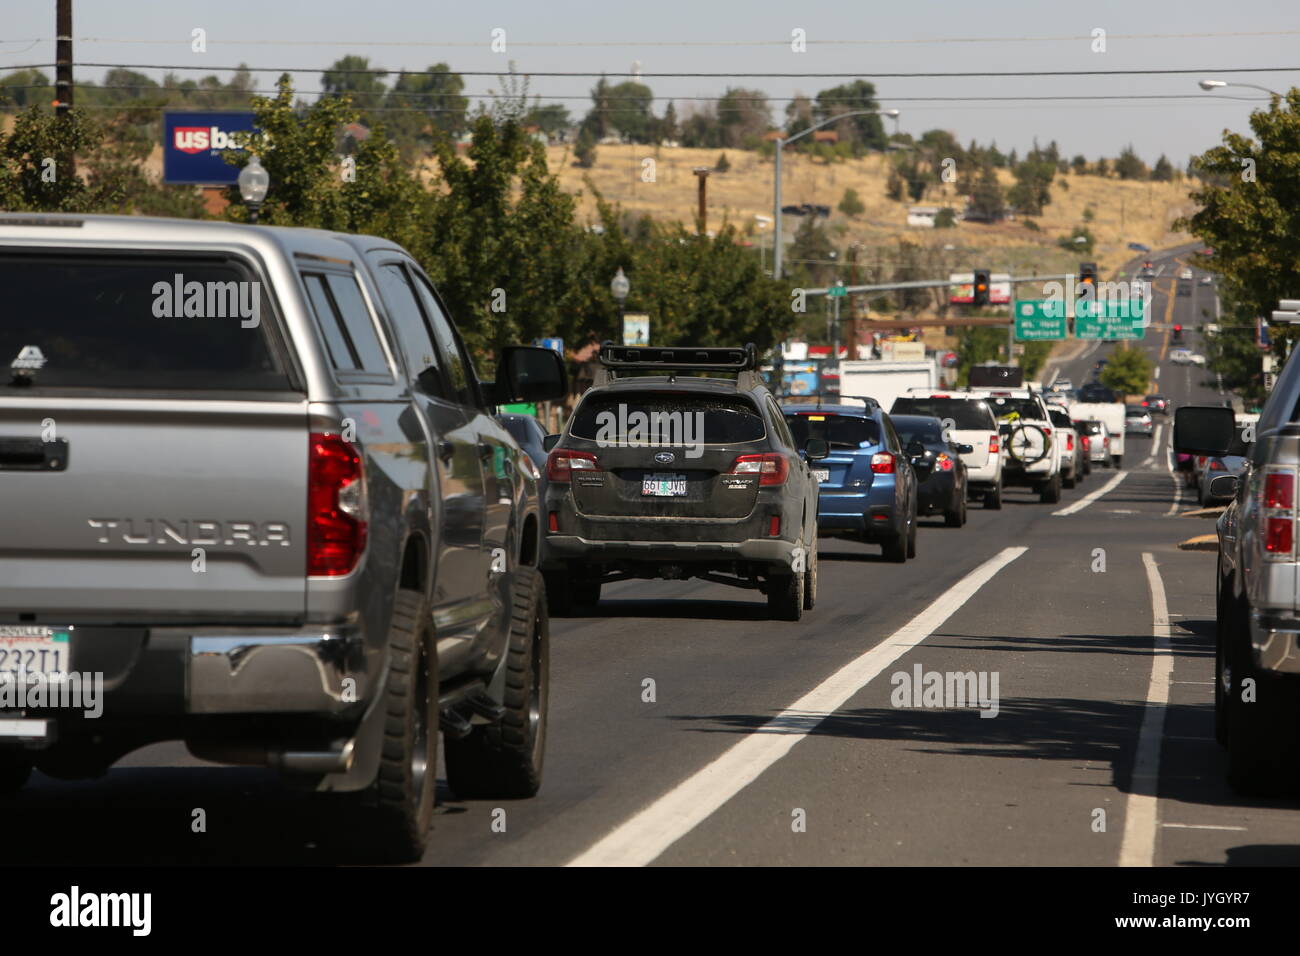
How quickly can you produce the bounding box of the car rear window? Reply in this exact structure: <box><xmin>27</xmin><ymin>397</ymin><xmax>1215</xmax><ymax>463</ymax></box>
<box><xmin>987</xmin><ymin>396</ymin><xmax>1043</xmax><ymax>421</ymax></box>
<box><xmin>569</xmin><ymin>392</ymin><xmax>766</xmax><ymax>444</ymax></box>
<box><xmin>0</xmin><ymin>253</ymin><xmax>293</xmax><ymax>391</ymax></box>
<box><xmin>890</xmin><ymin>398</ymin><xmax>995</xmax><ymax>430</ymax></box>
<box><xmin>1049</xmin><ymin>410</ymin><xmax>1073</xmax><ymax>428</ymax></box>
<box><xmin>892</xmin><ymin>419</ymin><xmax>943</xmax><ymax>445</ymax></box>
<box><xmin>785</xmin><ymin>413</ymin><xmax>881</xmax><ymax>449</ymax></box>
<box><xmin>1076</xmin><ymin>420</ymin><xmax>1102</xmax><ymax>435</ymax></box>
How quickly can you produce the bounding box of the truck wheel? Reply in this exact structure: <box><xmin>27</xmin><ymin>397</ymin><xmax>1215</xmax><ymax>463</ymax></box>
<box><xmin>984</xmin><ymin>483</ymin><xmax>1003</xmax><ymax>510</ymax></box>
<box><xmin>445</xmin><ymin>566</ymin><xmax>548</xmax><ymax>799</ymax></box>
<box><xmin>352</xmin><ymin>588</ymin><xmax>437</xmax><ymax>863</ymax></box>
<box><xmin>767</xmin><ymin>567</ymin><xmax>804</xmax><ymax>621</ymax></box>
<box><xmin>543</xmin><ymin>570</ymin><xmax>574</xmax><ymax>616</ymax></box>
<box><xmin>944</xmin><ymin>494</ymin><xmax>966</xmax><ymax>528</ymax></box>
<box><xmin>1112</xmin><ymin>455</ymin><xmax>1123</xmax><ymax>469</ymax></box>
<box><xmin>0</xmin><ymin>755</ymin><xmax>33</xmax><ymax>797</ymax></box>
<box><xmin>1039</xmin><ymin>472</ymin><xmax>1061</xmax><ymax>504</ymax></box>
<box><xmin>1063</xmin><ymin>469</ymin><xmax>1076</xmax><ymax>490</ymax></box>
<box><xmin>882</xmin><ymin>529</ymin><xmax>907</xmax><ymax>563</ymax></box>
<box><xmin>802</xmin><ymin>536</ymin><xmax>818</xmax><ymax>611</ymax></box>
<box><xmin>1226</xmin><ymin>597</ymin><xmax>1300</xmax><ymax>795</ymax></box>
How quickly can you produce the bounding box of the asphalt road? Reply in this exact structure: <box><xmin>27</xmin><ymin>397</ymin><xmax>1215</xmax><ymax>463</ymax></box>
<box><xmin>12</xmin><ymin>245</ymin><xmax>1297</xmax><ymax>867</ymax></box>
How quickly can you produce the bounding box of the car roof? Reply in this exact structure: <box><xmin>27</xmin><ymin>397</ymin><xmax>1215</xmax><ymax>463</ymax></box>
<box><xmin>782</xmin><ymin>403</ymin><xmax>880</xmax><ymax>417</ymax></box>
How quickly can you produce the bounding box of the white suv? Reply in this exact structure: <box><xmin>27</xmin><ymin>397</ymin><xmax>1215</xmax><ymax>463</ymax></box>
<box><xmin>892</xmin><ymin>389</ymin><xmax>1005</xmax><ymax>509</ymax></box>
<box><xmin>979</xmin><ymin>388</ymin><xmax>1064</xmax><ymax>503</ymax></box>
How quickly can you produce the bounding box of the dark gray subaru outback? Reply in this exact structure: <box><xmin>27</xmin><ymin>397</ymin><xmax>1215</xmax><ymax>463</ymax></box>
<box><xmin>540</xmin><ymin>344</ymin><xmax>826</xmax><ymax>620</ymax></box>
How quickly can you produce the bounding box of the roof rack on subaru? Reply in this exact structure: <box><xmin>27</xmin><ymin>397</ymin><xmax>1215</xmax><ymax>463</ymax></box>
<box><xmin>594</xmin><ymin>342</ymin><xmax>761</xmax><ymax>388</ymax></box>
<box><xmin>774</xmin><ymin>392</ymin><xmax>878</xmax><ymax>409</ymax></box>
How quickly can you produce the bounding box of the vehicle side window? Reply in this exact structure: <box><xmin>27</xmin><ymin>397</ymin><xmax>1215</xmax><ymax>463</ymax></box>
<box><xmin>766</xmin><ymin>398</ymin><xmax>795</xmax><ymax>448</ymax></box>
<box><xmin>373</xmin><ymin>262</ymin><xmax>446</xmax><ymax>396</ymax></box>
<box><xmin>883</xmin><ymin>416</ymin><xmax>901</xmax><ymax>452</ymax></box>
<box><xmin>301</xmin><ymin>271</ymin><xmax>390</xmax><ymax>375</ymax></box>
<box><xmin>410</xmin><ymin>272</ymin><xmax>477</xmax><ymax>407</ymax></box>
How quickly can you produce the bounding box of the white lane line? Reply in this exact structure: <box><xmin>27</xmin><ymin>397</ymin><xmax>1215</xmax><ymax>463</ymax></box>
<box><xmin>1119</xmin><ymin>553</ymin><xmax>1174</xmax><ymax>867</ymax></box>
<box><xmin>1144</xmin><ymin>425</ymin><xmax>1164</xmax><ymax>466</ymax></box>
<box><xmin>565</xmin><ymin>546</ymin><xmax>1029</xmax><ymax>868</ymax></box>
<box><xmin>1161</xmin><ymin>823</ymin><xmax>1247</xmax><ymax>832</ymax></box>
<box><xmin>1052</xmin><ymin>470</ymin><xmax>1127</xmax><ymax>516</ymax></box>
<box><xmin>1154</xmin><ymin>366</ymin><xmax>1161</xmax><ymax>380</ymax></box>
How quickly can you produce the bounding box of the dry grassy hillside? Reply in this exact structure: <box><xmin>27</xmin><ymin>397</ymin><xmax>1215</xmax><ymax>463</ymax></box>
<box><xmin>544</xmin><ymin>142</ymin><xmax>1197</xmax><ymax>278</ymax></box>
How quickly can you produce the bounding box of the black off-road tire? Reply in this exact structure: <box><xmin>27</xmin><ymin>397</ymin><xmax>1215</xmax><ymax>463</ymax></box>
<box><xmin>803</xmin><ymin>536</ymin><xmax>818</xmax><ymax>611</ymax></box>
<box><xmin>882</xmin><ymin>529</ymin><xmax>907</xmax><ymax>563</ymax></box>
<box><xmin>351</xmin><ymin>588</ymin><xmax>438</xmax><ymax>863</ymax></box>
<box><xmin>767</xmin><ymin>566</ymin><xmax>804</xmax><ymax>621</ymax></box>
<box><xmin>1040</xmin><ymin>471</ymin><xmax>1062</xmax><ymax>504</ymax></box>
<box><xmin>445</xmin><ymin>566</ymin><xmax>548</xmax><ymax>799</ymax></box>
<box><xmin>543</xmin><ymin>569</ymin><xmax>574</xmax><ymax>616</ymax></box>
<box><xmin>1226</xmin><ymin>596</ymin><xmax>1300</xmax><ymax>796</ymax></box>
<box><xmin>984</xmin><ymin>482</ymin><xmax>1003</xmax><ymax>510</ymax></box>
<box><xmin>1063</xmin><ymin>469</ymin><xmax>1076</xmax><ymax>490</ymax></box>
<box><xmin>944</xmin><ymin>492</ymin><xmax>967</xmax><ymax>528</ymax></box>
<box><xmin>573</xmin><ymin>578</ymin><xmax>601</xmax><ymax>609</ymax></box>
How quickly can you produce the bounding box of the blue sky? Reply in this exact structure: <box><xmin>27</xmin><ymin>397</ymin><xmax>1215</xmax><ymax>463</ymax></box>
<box><xmin>5</xmin><ymin>0</ymin><xmax>1300</xmax><ymax>163</ymax></box>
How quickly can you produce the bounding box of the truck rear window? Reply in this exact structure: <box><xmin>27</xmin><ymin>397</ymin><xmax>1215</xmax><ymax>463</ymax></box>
<box><xmin>569</xmin><ymin>393</ymin><xmax>766</xmax><ymax>445</ymax></box>
<box><xmin>891</xmin><ymin>398</ymin><xmax>994</xmax><ymax>430</ymax></box>
<box><xmin>0</xmin><ymin>254</ymin><xmax>293</xmax><ymax>391</ymax></box>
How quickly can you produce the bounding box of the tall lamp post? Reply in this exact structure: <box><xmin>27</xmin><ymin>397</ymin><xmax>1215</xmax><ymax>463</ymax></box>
<box><xmin>773</xmin><ymin>108</ymin><xmax>899</xmax><ymax>279</ymax></box>
<box><xmin>754</xmin><ymin>214</ymin><xmax>772</xmax><ymax>275</ymax></box>
<box><xmin>1198</xmin><ymin>78</ymin><xmax>1282</xmax><ymax>97</ymax></box>
<box><xmin>611</xmin><ymin>266</ymin><xmax>630</xmax><ymax>343</ymax></box>
<box><xmin>238</xmin><ymin>156</ymin><xmax>270</xmax><ymax>224</ymax></box>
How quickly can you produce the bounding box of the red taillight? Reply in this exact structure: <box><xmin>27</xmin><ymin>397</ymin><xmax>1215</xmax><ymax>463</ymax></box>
<box><xmin>1209</xmin><ymin>459</ymin><xmax>1226</xmax><ymax>472</ymax></box>
<box><xmin>768</xmin><ymin>515</ymin><xmax>781</xmax><ymax>536</ymax></box>
<box><xmin>1142</xmin><ymin>401</ymin><xmax>1149</xmax><ymax>406</ymax></box>
<box><xmin>308</xmin><ymin>432</ymin><xmax>367</xmax><ymax>576</ymax></box>
<box><xmin>935</xmin><ymin>453</ymin><xmax>954</xmax><ymax>472</ymax></box>
<box><xmin>871</xmin><ymin>452</ymin><xmax>896</xmax><ymax>474</ymax></box>
<box><xmin>546</xmin><ymin>449</ymin><xmax>599</xmax><ymax>482</ymax></box>
<box><xmin>1066</xmin><ymin>434</ymin><xmax>1074</xmax><ymax>451</ymax></box>
<box><xmin>547</xmin><ymin>511</ymin><xmax>559</xmax><ymax>533</ymax></box>
<box><xmin>988</xmin><ymin>436</ymin><xmax>999</xmax><ymax>454</ymax></box>
<box><xmin>1266</xmin><ymin>517</ymin><xmax>1293</xmax><ymax>554</ymax></box>
<box><xmin>1103</xmin><ymin>436</ymin><xmax>1110</xmax><ymax>447</ymax></box>
<box><xmin>730</xmin><ymin>453</ymin><xmax>789</xmax><ymax>486</ymax></box>
<box><xmin>1042</xmin><ymin>427</ymin><xmax>1052</xmax><ymax>436</ymax></box>
<box><xmin>1265</xmin><ymin>473</ymin><xmax>1295</xmax><ymax>510</ymax></box>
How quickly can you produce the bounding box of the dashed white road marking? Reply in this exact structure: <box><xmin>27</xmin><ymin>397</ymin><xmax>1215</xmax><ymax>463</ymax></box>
<box><xmin>566</xmin><ymin>546</ymin><xmax>1029</xmax><ymax>867</ymax></box>
<box><xmin>1118</xmin><ymin>553</ymin><xmax>1174</xmax><ymax>867</ymax></box>
<box><xmin>1161</xmin><ymin>823</ymin><xmax>1247</xmax><ymax>832</ymax></box>
<box><xmin>1053</xmin><ymin>470</ymin><xmax>1127</xmax><ymax>516</ymax></box>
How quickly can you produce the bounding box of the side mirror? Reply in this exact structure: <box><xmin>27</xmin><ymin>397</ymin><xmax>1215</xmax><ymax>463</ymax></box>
<box><xmin>489</xmin><ymin>346</ymin><xmax>568</xmax><ymax>405</ymax></box>
<box><xmin>804</xmin><ymin>438</ymin><xmax>830</xmax><ymax>461</ymax></box>
<box><xmin>1209</xmin><ymin>474</ymin><xmax>1240</xmax><ymax>500</ymax></box>
<box><xmin>1174</xmin><ymin>405</ymin><xmax>1234</xmax><ymax>456</ymax></box>
<box><xmin>542</xmin><ymin>433</ymin><xmax>561</xmax><ymax>452</ymax></box>
<box><xmin>956</xmin><ymin>443</ymin><xmax>974</xmax><ymax>455</ymax></box>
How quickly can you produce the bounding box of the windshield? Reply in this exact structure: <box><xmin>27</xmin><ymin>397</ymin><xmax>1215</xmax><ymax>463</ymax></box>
<box><xmin>890</xmin><ymin>397</ymin><xmax>994</xmax><ymax>430</ymax></box>
<box><xmin>893</xmin><ymin>419</ymin><xmax>944</xmax><ymax>445</ymax></box>
<box><xmin>785</xmin><ymin>413</ymin><xmax>880</xmax><ymax>449</ymax></box>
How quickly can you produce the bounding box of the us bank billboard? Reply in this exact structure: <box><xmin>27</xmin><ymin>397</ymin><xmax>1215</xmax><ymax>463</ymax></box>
<box><xmin>163</xmin><ymin>111</ymin><xmax>258</xmax><ymax>185</ymax></box>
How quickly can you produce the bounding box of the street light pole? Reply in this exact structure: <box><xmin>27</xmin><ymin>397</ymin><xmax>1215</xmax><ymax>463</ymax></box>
<box><xmin>772</xmin><ymin>108</ymin><xmax>899</xmax><ymax>280</ymax></box>
<box><xmin>1199</xmin><ymin>78</ymin><xmax>1283</xmax><ymax>97</ymax></box>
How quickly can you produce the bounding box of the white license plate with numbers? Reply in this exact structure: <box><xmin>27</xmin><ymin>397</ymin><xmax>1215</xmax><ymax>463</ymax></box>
<box><xmin>642</xmin><ymin>473</ymin><xmax>688</xmax><ymax>496</ymax></box>
<box><xmin>813</xmin><ymin>469</ymin><xmax>830</xmax><ymax>483</ymax></box>
<box><xmin>0</xmin><ymin>626</ymin><xmax>70</xmax><ymax>679</ymax></box>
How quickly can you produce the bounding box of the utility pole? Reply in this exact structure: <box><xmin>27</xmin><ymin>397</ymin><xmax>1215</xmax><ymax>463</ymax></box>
<box><xmin>55</xmin><ymin>0</ymin><xmax>74</xmax><ymax>174</ymax></box>
<box><xmin>693</xmin><ymin>167</ymin><xmax>710</xmax><ymax>235</ymax></box>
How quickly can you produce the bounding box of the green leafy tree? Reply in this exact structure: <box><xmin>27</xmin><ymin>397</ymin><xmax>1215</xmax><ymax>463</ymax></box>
<box><xmin>384</xmin><ymin>64</ymin><xmax>469</xmax><ymax>156</ymax></box>
<box><xmin>524</xmin><ymin>102</ymin><xmax>570</xmax><ymax>138</ymax></box>
<box><xmin>0</xmin><ymin>106</ymin><xmax>128</xmax><ymax>211</ymax></box>
<box><xmin>838</xmin><ymin>187</ymin><xmax>865</xmax><ymax>218</ymax></box>
<box><xmin>716</xmin><ymin>88</ymin><xmax>770</xmax><ymax>149</ymax></box>
<box><xmin>321</xmin><ymin>55</ymin><xmax>388</xmax><ymax>126</ymax></box>
<box><xmin>811</xmin><ymin>80</ymin><xmax>887</xmax><ymax>153</ymax></box>
<box><xmin>715</xmin><ymin>151</ymin><xmax>731</xmax><ymax>173</ymax></box>
<box><xmin>0</xmin><ymin>69</ymin><xmax>53</xmax><ymax>108</ymax></box>
<box><xmin>933</xmin><ymin>207</ymin><xmax>957</xmax><ymax>228</ymax></box>
<box><xmin>574</xmin><ymin>126</ymin><xmax>597</xmax><ymax>167</ymax></box>
<box><xmin>602</xmin><ymin>81</ymin><xmax>655</xmax><ymax>142</ymax></box>
<box><xmin>1099</xmin><ymin>343</ymin><xmax>1153</xmax><ymax>399</ymax></box>
<box><xmin>1151</xmin><ymin>154</ymin><xmax>1175</xmax><ymax>182</ymax></box>
<box><xmin>1180</xmin><ymin>90</ymin><xmax>1300</xmax><ymax>370</ymax></box>
<box><xmin>967</xmin><ymin>163</ymin><xmax>1004</xmax><ymax>221</ymax></box>
<box><xmin>1115</xmin><ymin>144</ymin><xmax>1148</xmax><ymax>180</ymax></box>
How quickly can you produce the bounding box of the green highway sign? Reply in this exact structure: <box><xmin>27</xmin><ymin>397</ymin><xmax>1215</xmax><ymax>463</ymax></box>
<box><xmin>1076</xmin><ymin>297</ymin><xmax>1148</xmax><ymax>339</ymax></box>
<box><xmin>827</xmin><ymin>283</ymin><xmax>847</xmax><ymax>298</ymax></box>
<box><xmin>1013</xmin><ymin>300</ymin><xmax>1067</xmax><ymax>341</ymax></box>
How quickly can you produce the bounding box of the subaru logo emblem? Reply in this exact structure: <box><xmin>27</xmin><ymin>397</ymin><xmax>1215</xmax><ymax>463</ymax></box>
<box><xmin>654</xmin><ymin>451</ymin><xmax>675</xmax><ymax>464</ymax></box>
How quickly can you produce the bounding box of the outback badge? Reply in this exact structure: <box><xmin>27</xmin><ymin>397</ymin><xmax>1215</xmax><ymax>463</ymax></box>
<box><xmin>10</xmin><ymin>345</ymin><xmax>46</xmax><ymax>385</ymax></box>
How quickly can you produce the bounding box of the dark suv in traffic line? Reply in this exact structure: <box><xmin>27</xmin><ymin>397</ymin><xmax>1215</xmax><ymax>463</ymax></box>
<box><xmin>540</xmin><ymin>345</ymin><xmax>826</xmax><ymax>621</ymax></box>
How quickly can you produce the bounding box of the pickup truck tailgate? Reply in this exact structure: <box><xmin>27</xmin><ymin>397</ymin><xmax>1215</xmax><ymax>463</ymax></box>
<box><xmin>0</xmin><ymin>399</ymin><xmax>308</xmax><ymax>620</ymax></box>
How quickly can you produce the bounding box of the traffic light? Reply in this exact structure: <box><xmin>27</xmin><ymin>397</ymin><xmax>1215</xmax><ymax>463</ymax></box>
<box><xmin>1173</xmin><ymin>324</ymin><xmax>1183</xmax><ymax>343</ymax></box>
<box><xmin>1079</xmin><ymin>262</ymin><xmax>1097</xmax><ymax>290</ymax></box>
<box><xmin>972</xmin><ymin>268</ymin><xmax>990</xmax><ymax>307</ymax></box>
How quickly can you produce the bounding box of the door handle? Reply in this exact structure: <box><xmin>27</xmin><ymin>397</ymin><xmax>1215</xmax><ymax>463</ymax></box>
<box><xmin>437</xmin><ymin>440</ymin><xmax>454</xmax><ymax>464</ymax></box>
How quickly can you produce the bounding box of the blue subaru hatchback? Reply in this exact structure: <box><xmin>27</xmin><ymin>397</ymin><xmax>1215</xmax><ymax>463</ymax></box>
<box><xmin>783</xmin><ymin>400</ymin><xmax>919</xmax><ymax>563</ymax></box>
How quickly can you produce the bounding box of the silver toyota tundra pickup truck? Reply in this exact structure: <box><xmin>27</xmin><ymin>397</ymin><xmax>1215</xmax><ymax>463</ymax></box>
<box><xmin>0</xmin><ymin>213</ymin><xmax>566</xmax><ymax>861</ymax></box>
<box><xmin>1178</xmin><ymin>370</ymin><xmax>1300</xmax><ymax>795</ymax></box>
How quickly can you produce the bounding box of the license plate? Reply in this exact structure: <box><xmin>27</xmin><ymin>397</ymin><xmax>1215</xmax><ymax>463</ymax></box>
<box><xmin>813</xmin><ymin>469</ymin><xmax>830</xmax><ymax>483</ymax></box>
<box><xmin>0</xmin><ymin>626</ymin><xmax>71</xmax><ymax>680</ymax></box>
<box><xmin>642</xmin><ymin>473</ymin><xmax>687</xmax><ymax>496</ymax></box>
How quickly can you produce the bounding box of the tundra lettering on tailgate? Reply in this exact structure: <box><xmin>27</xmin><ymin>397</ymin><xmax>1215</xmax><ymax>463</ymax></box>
<box><xmin>88</xmin><ymin>519</ymin><xmax>291</xmax><ymax>547</ymax></box>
